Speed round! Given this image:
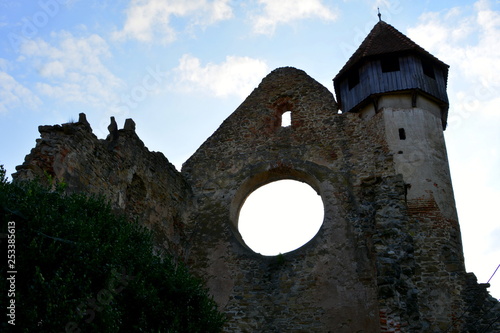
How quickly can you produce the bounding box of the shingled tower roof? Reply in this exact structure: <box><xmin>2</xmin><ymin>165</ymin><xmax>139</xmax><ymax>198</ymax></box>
<box><xmin>334</xmin><ymin>20</ymin><xmax>449</xmax><ymax>82</ymax></box>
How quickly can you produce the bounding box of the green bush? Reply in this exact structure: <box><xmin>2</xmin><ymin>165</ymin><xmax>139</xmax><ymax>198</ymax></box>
<box><xmin>0</xmin><ymin>165</ymin><xmax>225</xmax><ymax>332</ymax></box>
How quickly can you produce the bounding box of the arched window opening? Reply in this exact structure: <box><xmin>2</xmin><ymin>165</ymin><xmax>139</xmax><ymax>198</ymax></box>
<box><xmin>238</xmin><ymin>180</ymin><xmax>324</xmax><ymax>256</ymax></box>
<box><xmin>281</xmin><ymin>111</ymin><xmax>292</xmax><ymax>127</ymax></box>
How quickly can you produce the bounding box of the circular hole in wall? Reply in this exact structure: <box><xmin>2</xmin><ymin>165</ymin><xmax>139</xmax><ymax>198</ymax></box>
<box><xmin>238</xmin><ymin>179</ymin><xmax>324</xmax><ymax>256</ymax></box>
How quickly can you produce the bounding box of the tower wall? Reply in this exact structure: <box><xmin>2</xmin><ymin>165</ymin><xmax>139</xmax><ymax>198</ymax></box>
<box><xmin>383</xmin><ymin>99</ymin><xmax>466</xmax><ymax>330</ymax></box>
<box><xmin>383</xmin><ymin>104</ymin><xmax>457</xmax><ymax>219</ymax></box>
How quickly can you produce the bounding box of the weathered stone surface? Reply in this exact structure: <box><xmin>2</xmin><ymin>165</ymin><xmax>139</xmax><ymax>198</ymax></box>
<box><xmin>14</xmin><ymin>115</ymin><xmax>191</xmax><ymax>256</ymax></box>
<box><xmin>13</xmin><ymin>67</ymin><xmax>500</xmax><ymax>332</ymax></box>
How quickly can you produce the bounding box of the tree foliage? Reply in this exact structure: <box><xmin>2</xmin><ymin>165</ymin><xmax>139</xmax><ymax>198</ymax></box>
<box><xmin>0</xmin><ymin>166</ymin><xmax>225</xmax><ymax>332</ymax></box>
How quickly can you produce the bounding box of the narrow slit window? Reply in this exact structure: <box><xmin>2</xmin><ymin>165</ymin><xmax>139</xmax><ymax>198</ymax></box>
<box><xmin>281</xmin><ymin>111</ymin><xmax>291</xmax><ymax>127</ymax></box>
<box><xmin>399</xmin><ymin>128</ymin><xmax>406</xmax><ymax>140</ymax></box>
<box><xmin>381</xmin><ymin>55</ymin><xmax>400</xmax><ymax>73</ymax></box>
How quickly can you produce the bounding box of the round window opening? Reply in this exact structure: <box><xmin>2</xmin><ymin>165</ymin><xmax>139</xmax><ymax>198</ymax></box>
<box><xmin>238</xmin><ymin>179</ymin><xmax>324</xmax><ymax>256</ymax></box>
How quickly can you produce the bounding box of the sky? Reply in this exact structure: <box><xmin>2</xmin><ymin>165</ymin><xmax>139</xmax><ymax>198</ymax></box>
<box><xmin>0</xmin><ymin>0</ymin><xmax>498</xmax><ymax>298</ymax></box>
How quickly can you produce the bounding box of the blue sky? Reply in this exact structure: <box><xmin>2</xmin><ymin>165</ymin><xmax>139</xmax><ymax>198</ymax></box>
<box><xmin>0</xmin><ymin>0</ymin><xmax>499</xmax><ymax>298</ymax></box>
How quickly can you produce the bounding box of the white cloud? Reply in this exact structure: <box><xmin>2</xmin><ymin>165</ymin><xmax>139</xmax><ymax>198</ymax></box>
<box><xmin>0</xmin><ymin>71</ymin><xmax>41</xmax><ymax>113</ymax></box>
<box><xmin>0</xmin><ymin>58</ymin><xmax>10</xmax><ymax>71</ymax></box>
<box><xmin>18</xmin><ymin>31</ymin><xmax>123</xmax><ymax>107</ymax></box>
<box><xmin>407</xmin><ymin>0</ymin><xmax>500</xmax><ymax>103</ymax></box>
<box><xmin>251</xmin><ymin>0</ymin><xmax>338</xmax><ymax>35</ymax></box>
<box><xmin>173</xmin><ymin>54</ymin><xmax>268</xmax><ymax>98</ymax></box>
<box><xmin>113</xmin><ymin>0</ymin><xmax>233</xmax><ymax>43</ymax></box>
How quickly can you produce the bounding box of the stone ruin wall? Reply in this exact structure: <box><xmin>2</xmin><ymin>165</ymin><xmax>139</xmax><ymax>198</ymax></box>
<box><xmin>12</xmin><ymin>67</ymin><xmax>500</xmax><ymax>332</ymax></box>
<box><xmin>181</xmin><ymin>67</ymin><xmax>395</xmax><ymax>331</ymax></box>
<box><xmin>13</xmin><ymin>113</ymin><xmax>192</xmax><ymax>257</ymax></box>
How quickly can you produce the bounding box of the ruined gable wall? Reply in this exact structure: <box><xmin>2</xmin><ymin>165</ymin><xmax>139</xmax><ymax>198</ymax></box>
<box><xmin>181</xmin><ymin>67</ymin><xmax>411</xmax><ymax>331</ymax></box>
<box><xmin>13</xmin><ymin>114</ymin><xmax>191</xmax><ymax>257</ymax></box>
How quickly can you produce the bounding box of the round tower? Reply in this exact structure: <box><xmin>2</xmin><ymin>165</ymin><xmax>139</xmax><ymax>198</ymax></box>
<box><xmin>333</xmin><ymin>19</ymin><xmax>458</xmax><ymax>222</ymax></box>
<box><xmin>334</xmin><ymin>20</ymin><xmax>467</xmax><ymax>330</ymax></box>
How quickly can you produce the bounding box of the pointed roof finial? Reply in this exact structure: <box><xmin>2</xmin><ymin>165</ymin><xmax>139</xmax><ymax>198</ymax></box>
<box><xmin>378</xmin><ymin>7</ymin><xmax>382</xmax><ymax>22</ymax></box>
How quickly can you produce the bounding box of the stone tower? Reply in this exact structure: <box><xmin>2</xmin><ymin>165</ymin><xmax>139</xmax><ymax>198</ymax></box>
<box><xmin>333</xmin><ymin>20</ymin><xmax>455</xmax><ymax>219</ymax></box>
<box><xmin>14</xmin><ymin>20</ymin><xmax>500</xmax><ymax>333</ymax></box>
<box><xmin>333</xmin><ymin>20</ymin><xmax>467</xmax><ymax>330</ymax></box>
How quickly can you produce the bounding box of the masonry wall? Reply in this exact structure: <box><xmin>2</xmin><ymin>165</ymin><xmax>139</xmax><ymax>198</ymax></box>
<box><xmin>13</xmin><ymin>114</ymin><xmax>191</xmax><ymax>256</ymax></box>
<box><xmin>12</xmin><ymin>68</ymin><xmax>500</xmax><ymax>332</ymax></box>
<box><xmin>181</xmin><ymin>67</ymin><xmax>386</xmax><ymax>331</ymax></box>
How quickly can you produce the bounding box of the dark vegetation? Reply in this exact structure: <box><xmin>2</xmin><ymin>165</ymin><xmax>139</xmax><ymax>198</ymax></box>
<box><xmin>0</xmin><ymin>166</ymin><xmax>225</xmax><ymax>332</ymax></box>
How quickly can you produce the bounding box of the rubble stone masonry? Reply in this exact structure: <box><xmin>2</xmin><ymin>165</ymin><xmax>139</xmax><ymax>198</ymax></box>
<box><xmin>14</xmin><ymin>67</ymin><xmax>499</xmax><ymax>332</ymax></box>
